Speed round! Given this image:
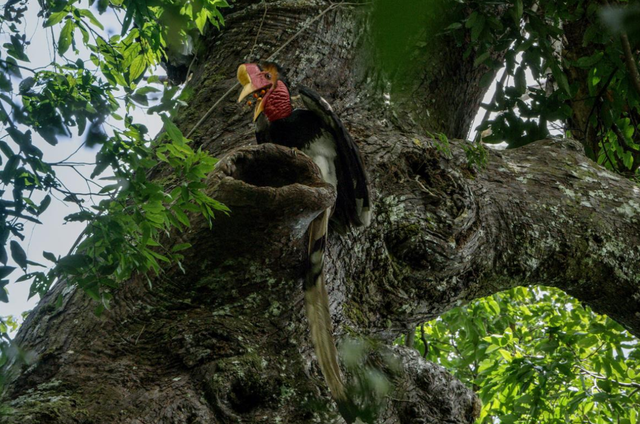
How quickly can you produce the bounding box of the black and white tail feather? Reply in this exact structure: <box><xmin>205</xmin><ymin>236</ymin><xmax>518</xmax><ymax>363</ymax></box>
<box><xmin>305</xmin><ymin>208</ymin><xmax>360</xmax><ymax>423</ymax></box>
<box><xmin>305</xmin><ymin>209</ymin><xmax>346</xmax><ymax>401</ymax></box>
<box><xmin>299</xmin><ymin>87</ymin><xmax>371</xmax><ymax>423</ymax></box>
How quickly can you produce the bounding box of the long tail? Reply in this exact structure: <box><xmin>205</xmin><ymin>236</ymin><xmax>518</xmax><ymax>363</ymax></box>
<box><xmin>304</xmin><ymin>208</ymin><xmax>356</xmax><ymax>421</ymax></box>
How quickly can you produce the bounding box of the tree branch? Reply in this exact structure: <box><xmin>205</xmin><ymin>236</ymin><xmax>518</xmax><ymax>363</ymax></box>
<box><xmin>621</xmin><ymin>33</ymin><xmax>640</xmax><ymax>96</ymax></box>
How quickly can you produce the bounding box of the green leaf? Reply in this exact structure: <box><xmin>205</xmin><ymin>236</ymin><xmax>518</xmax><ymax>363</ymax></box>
<box><xmin>79</xmin><ymin>9</ymin><xmax>104</xmax><ymax>30</ymax></box>
<box><xmin>148</xmin><ymin>250</ymin><xmax>170</xmax><ymax>263</ymax></box>
<box><xmin>0</xmin><ymin>266</ymin><xmax>16</xmax><ymax>279</ymax></box>
<box><xmin>516</xmin><ymin>37</ymin><xmax>535</xmax><ymax>53</ymax></box>
<box><xmin>120</xmin><ymin>5</ymin><xmax>135</xmax><ymax>35</ymax></box>
<box><xmin>135</xmin><ymin>86</ymin><xmax>160</xmax><ymax>96</ymax></box>
<box><xmin>171</xmin><ymin>243</ymin><xmax>192</xmax><ymax>252</ymax></box>
<box><xmin>596</xmin><ymin>379</ymin><xmax>612</xmax><ymax>392</ymax></box>
<box><xmin>38</xmin><ymin>195</ymin><xmax>52</xmax><ymax>215</ymax></box>
<box><xmin>18</xmin><ymin>76</ymin><xmax>36</xmax><ymax>93</ymax></box>
<box><xmin>44</xmin><ymin>11</ymin><xmax>68</xmax><ymax>27</ymax></box>
<box><xmin>91</xmin><ymin>162</ymin><xmax>109</xmax><ymax>179</ymax></box>
<box><xmin>171</xmin><ymin>206</ymin><xmax>190</xmax><ymax>227</ymax></box>
<box><xmin>43</xmin><ymin>251</ymin><xmax>57</xmax><ymax>262</ymax></box>
<box><xmin>474</xmin><ymin>51</ymin><xmax>491</xmax><ymax>68</ymax></box>
<box><xmin>58</xmin><ymin>19</ymin><xmax>75</xmax><ymax>55</ymax></box>
<box><xmin>57</xmin><ymin>254</ymin><xmax>91</xmax><ymax>272</ymax></box>
<box><xmin>575</xmin><ymin>51</ymin><xmax>604</xmax><ymax>68</ymax></box>
<box><xmin>485</xmin><ymin>343</ymin><xmax>500</xmax><ymax>354</ymax></box>
<box><xmin>195</xmin><ymin>10</ymin><xmax>209</xmax><ymax>34</ymax></box>
<box><xmin>465</xmin><ymin>11</ymin><xmax>478</xmax><ymax>28</ymax></box>
<box><xmin>514</xmin><ymin>0</ymin><xmax>523</xmax><ymax>23</ymax></box>
<box><xmin>161</xmin><ymin>115</ymin><xmax>187</xmax><ymax>144</ymax></box>
<box><xmin>97</xmin><ymin>0</ymin><xmax>109</xmax><ymax>13</ymax></box>
<box><xmin>498</xmin><ymin>348</ymin><xmax>513</xmax><ymax>361</ymax></box>
<box><xmin>10</xmin><ymin>241</ymin><xmax>27</xmax><ymax>269</ymax></box>
<box><xmin>129</xmin><ymin>55</ymin><xmax>146</xmax><ymax>81</ymax></box>
<box><xmin>576</xmin><ymin>334</ymin><xmax>598</xmax><ymax>348</ymax></box>
<box><xmin>552</xmin><ymin>65</ymin><xmax>571</xmax><ymax>95</ymax></box>
<box><xmin>470</xmin><ymin>14</ymin><xmax>486</xmax><ymax>41</ymax></box>
<box><xmin>0</xmin><ymin>73</ymin><xmax>11</xmax><ymax>91</ymax></box>
<box><xmin>485</xmin><ymin>298</ymin><xmax>501</xmax><ymax>314</ymax></box>
<box><xmin>99</xmin><ymin>184</ymin><xmax>119</xmax><ymax>194</ymax></box>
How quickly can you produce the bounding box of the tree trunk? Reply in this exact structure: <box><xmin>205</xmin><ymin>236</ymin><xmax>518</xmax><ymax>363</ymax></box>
<box><xmin>3</xmin><ymin>1</ymin><xmax>640</xmax><ymax>423</ymax></box>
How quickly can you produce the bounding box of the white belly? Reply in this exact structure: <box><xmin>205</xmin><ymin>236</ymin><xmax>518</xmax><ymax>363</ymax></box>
<box><xmin>303</xmin><ymin>133</ymin><xmax>338</xmax><ymax>187</ymax></box>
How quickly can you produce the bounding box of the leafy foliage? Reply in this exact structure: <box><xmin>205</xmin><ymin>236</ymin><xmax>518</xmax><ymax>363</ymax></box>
<box><xmin>0</xmin><ymin>314</ymin><xmax>27</xmax><ymax>402</ymax></box>
<box><xmin>443</xmin><ymin>0</ymin><xmax>640</xmax><ymax>176</ymax></box>
<box><xmin>340</xmin><ymin>339</ymin><xmax>397</xmax><ymax>424</ymax></box>
<box><xmin>406</xmin><ymin>287</ymin><xmax>640</xmax><ymax>424</ymax></box>
<box><xmin>0</xmin><ymin>0</ymin><xmax>228</xmax><ymax>306</ymax></box>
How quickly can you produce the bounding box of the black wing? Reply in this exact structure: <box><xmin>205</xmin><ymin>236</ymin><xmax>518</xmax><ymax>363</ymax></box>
<box><xmin>254</xmin><ymin>113</ymin><xmax>270</xmax><ymax>144</ymax></box>
<box><xmin>299</xmin><ymin>86</ymin><xmax>371</xmax><ymax>227</ymax></box>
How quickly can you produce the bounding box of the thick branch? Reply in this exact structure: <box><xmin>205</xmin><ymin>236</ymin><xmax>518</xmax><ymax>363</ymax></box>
<box><xmin>340</xmin><ymin>135</ymin><xmax>640</xmax><ymax>340</ymax></box>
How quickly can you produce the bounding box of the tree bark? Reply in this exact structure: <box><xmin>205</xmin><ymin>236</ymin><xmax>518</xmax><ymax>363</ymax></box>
<box><xmin>3</xmin><ymin>1</ymin><xmax>640</xmax><ymax>423</ymax></box>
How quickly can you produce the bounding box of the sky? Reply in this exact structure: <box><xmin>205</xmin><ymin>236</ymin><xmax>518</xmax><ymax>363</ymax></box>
<box><xmin>0</xmin><ymin>3</ymin><xmax>163</xmax><ymax>328</ymax></box>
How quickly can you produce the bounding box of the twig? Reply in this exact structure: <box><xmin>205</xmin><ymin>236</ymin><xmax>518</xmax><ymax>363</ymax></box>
<box><xmin>51</xmin><ymin>140</ymin><xmax>88</xmax><ymax>165</ymax></box>
<box><xmin>581</xmin><ymin>66</ymin><xmax>618</xmax><ymax>144</ymax></box>
<box><xmin>600</xmin><ymin>134</ymin><xmax>619</xmax><ymax>172</ymax></box>
<box><xmin>386</xmin><ymin>396</ymin><xmax>413</xmax><ymax>403</ymax></box>
<box><xmin>579</xmin><ymin>366</ymin><xmax>640</xmax><ymax>389</ymax></box>
<box><xmin>185</xmin><ymin>83</ymin><xmax>240</xmax><ymax>138</ymax></box>
<box><xmin>414</xmin><ymin>175</ymin><xmax>436</xmax><ymax>197</ymax></box>
<box><xmin>0</xmin><ymin>58</ymin><xmax>36</xmax><ymax>73</ymax></box>
<box><xmin>249</xmin><ymin>1</ymin><xmax>269</xmax><ymax>60</ymax></box>
<box><xmin>621</xmin><ymin>32</ymin><xmax>640</xmax><ymax>96</ymax></box>
<box><xmin>420</xmin><ymin>324</ymin><xmax>428</xmax><ymax>358</ymax></box>
<box><xmin>135</xmin><ymin>325</ymin><xmax>146</xmax><ymax>345</ymax></box>
<box><xmin>183</xmin><ymin>39</ymin><xmax>200</xmax><ymax>86</ymax></box>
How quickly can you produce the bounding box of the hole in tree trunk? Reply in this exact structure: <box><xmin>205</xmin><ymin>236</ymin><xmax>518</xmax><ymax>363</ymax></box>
<box><xmin>229</xmin><ymin>147</ymin><xmax>320</xmax><ymax>188</ymax></box>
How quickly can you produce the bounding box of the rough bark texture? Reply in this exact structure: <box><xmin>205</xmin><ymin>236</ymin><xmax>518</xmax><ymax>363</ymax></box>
<box><xmin>3</xmin><ymin>1</ymin><xmax>640</xmax><ymax>423</ymax></box>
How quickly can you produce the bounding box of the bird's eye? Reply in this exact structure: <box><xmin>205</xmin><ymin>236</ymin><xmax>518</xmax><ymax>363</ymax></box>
<box><xmin>265</xmin><ymin>73</ymin><xmax>272</xmax><ymax>80</ymax></box>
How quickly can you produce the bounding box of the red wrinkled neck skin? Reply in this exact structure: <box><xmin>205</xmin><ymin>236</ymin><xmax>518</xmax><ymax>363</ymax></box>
<box><xmin>263</xmin><ymin>80</ymin><xmax>292</xmax><ymax>122</ymax></box>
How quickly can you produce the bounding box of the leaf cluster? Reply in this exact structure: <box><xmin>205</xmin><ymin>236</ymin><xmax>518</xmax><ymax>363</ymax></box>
<box><xmin>1</xmin><ymin>0</ymin><xmax>228</xmax><ymax>306</ymax></box>
<box><xmin>408</xmin><ymin>287</ymin><xmax>640</xmax><ymax>424</ymax></box>
<box><xmin>449</xmin><ymin>0</ymin><xmax>640</xmax><ymax>176</ymax></box>
<box><xmin>0</xmin><ymin>314</ymin><xmax>29</xmax><ymax>398</ymax></box>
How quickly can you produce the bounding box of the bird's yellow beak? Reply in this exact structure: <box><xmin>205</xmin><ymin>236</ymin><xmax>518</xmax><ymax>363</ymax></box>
<box><xmin>237</xmin><ymin>63</ymin><xmax>272</xmax><ymax>121</ymax></box>
<box><xmin>237</xmin><ymin>64</ymin><xmax>258</xmax><ymax>102</ymax></box>
<box><xmin>238</xmin><ymin>65</ymin><xmax>258</xmax><ymax>103</ymax></box>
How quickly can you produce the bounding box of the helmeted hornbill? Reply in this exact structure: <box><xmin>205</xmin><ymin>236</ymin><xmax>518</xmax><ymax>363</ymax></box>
<box><xmin>237</xmin><ymin>62</ymin><xmax>371</xmax><ymax>422</ymax></box>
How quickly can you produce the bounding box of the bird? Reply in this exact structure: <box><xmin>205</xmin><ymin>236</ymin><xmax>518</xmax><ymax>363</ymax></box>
<box><xmin>236</xmin><ymin>63</ymin><xmax>371</xmax><ymax>227</ymax></box>
<box><xmin>237</xmin><ymin>62</ymin><xmax>371</xmax><ymax>422</ymax></box>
